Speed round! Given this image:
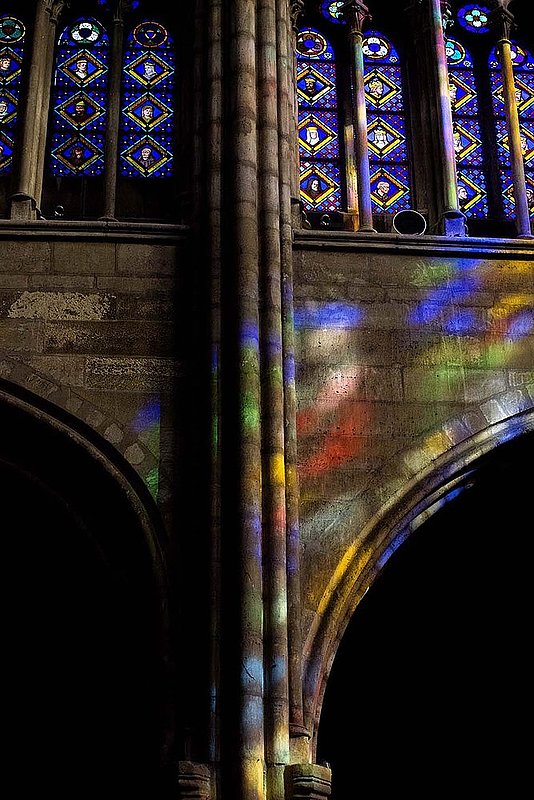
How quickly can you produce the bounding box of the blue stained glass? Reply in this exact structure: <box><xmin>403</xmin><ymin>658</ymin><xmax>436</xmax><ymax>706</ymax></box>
<box><xmin>296</xmin><ymin>27</ymin><xmax>340</xmax><ymax>212</ymax></box>
<box><xmin>297</xmin><ymin>62</ymin><xmax>336</xmax><ymax>109</ymax></box>
<box><xmin>50</xmin><ymin>17</ymin><xmax>109</xmax><ymax>176</ymax></box>
<box><xmin>369</xmin><ymin>164</ymin><xmax>411</xmax><ymax>213</ymax></box>
<box><xmin>300</xmin><ymin>158</ymin><xmax>341</xmax><ymax>212</ymax></box>
<box><xmin>0</xmin><ymin>15</ymin><xmax>26</xmax><ymax>176</ymax></box>
<box><xmin>363</xmin><ymin>31</ymin><xmax>410</xmax><ymax>214</ymax></box>
<box><xmin>320</xmin><ymin>1</ymin><xmax>346</xmax><ymax>25</ymax></box>
<box><xmin>447</xmin><ymin>38</ymin><xmax>487</xmax><ymax>217</ymax></box>
<box><xmin>457</xmin><ymin>5</ymin><xmax>491</xmax><ymax>34</ymax></box>
<box><xmin>120</xmin><ymin>20</ymin><xmax>175</xmax><ymax>178</ymax></box>
<box><xmin>457</xmin><ymin>168</ymin><xmax>488</xmax><ymax>216</ymax></box>
<box><xmin>490</xmin><ymin>42</ymin><xmax>534</xmax><ymax>217</ymax></box>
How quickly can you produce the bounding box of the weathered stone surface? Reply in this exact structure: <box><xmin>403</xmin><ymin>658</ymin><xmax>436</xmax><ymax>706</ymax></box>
<box><xmin>85</xmin><ymin>356</ymin><xmax>179</xmax><ymax>390</ymax></box>
<box><xmin>0</xmin><ymin>241</ymin><xmax>52</xmax><ymax>273</ymax></box>
<box><xmin>52</xmin><ymin>242</ymin><xmax>116</xmax><ymax>274</ymax></box>
<box><xmin>0</xmin><ymin>319</ymin><xmax>44</xmax><ymax>351</ymax></box>
<box><xmin>116</xmin><ymin>243</ymin><xmax>177</xmax><ymax>275</ymax></box>
<box><xmin>8</xmin><ymin>291</ymin><xmax>113</xmax><ymax>320</ymax></box>
<box><xmin>43</xmin><ymin>320</ymin><xmax>176</xmax><ymax>354</ymax></box>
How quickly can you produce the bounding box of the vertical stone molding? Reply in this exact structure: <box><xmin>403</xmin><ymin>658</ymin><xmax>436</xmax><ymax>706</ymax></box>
<box><xmin>11</xmin><ymin>0</ymin><xmax>66</xmax><ymax>219</ymax></box>
<box><xmin>289</xmin><ymin>0</ymin><xmax>306</xmax><ymax>226</ymax></box>
<box><xmin>340</xmin><ymin>0</ymin><xmax>376</xmax><ymax>232</ymax></box>
<box><xmin>284</xmin><ymin>764</ymin><xmax>332</xmax><ymax>800</ymax></box>
<box><xmin>100</xmin><ymin>1</ymin><xmax>128</xmax><ymax>220</ymax></box>
<box><xmin>427</xmin><ymin>0</ymin><xmax>466</xmax><ymax>235</ymax></box>
<box><xmin>491</xmin><ymin>0</ymin><xmax>533</xmax><ymax>237</ymax></box>
<box><xmin>177</xmin><ymin>761</ymin><xmax>212</xmax><ymax>799</ymax></box>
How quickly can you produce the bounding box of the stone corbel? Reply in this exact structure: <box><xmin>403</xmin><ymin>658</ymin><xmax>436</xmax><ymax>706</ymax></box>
<box><xmin>44</xmin><ymin>0</ymin><xmax>69</xmax><ymax>25</ymax></box>
<box><xmin>176</xmin><ymin>761</ymin><xmax>212</xmax><ymax>800</ymax></box>
<box><xmin>284</xmin><ymin>763</ymin><xmax>332</xmax><ymax>800</ymax></box>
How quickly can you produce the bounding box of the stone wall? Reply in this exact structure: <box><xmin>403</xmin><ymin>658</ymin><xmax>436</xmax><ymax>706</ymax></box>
<box><xmin>293</xmin><ymin>232</ymin><xmax>534</xmax><ymax>657</ymax></box>
<box><xmin>0</xmin><ymin>223</ymin><xmax>188</xmax><ymax>534</ymax></box>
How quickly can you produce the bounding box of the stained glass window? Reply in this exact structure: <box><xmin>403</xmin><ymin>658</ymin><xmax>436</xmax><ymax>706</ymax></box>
<box><xmin>49</xmin><ymin>17</ymin><xmax>110</xmax><ymax>176</ymax></box>
<box><xmin>489</xmin><ymin>41</ymin><xmax>534</xmax><ymax>219</ymax></box>
<box><xmin>119</xmin><ymin>20</ymin><xmax>175</xmax><ymax>178</ymax></box>
<box><xmin>319</xmin><ymin>1</ymin><xmax>345</xmax><ymax>25</ymax></box>
<box><xmin>296</xmin><ymin>27</ymin><xmax>342</xmax><ymax>213</ymax></box>
<box><xmin>457</xmin><ymin>4</ymin><xmax>491</xmax><ymax>34</ymax></box>
<box><xmin>363</xmin><ymin>31</ymin><xmax>411</xmax><ymax>215</ymax></box>
<box><xmin>446</xmin><ymin>37</ymin><xmax>488</xmax><ymax>217</ymax></box>
<box><xmin>0</xmin><ymin>15</ymin><xmax>26</xmax><ymax>176</ymax></box>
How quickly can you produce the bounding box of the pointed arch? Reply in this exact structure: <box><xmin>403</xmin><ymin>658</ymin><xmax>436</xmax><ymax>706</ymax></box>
<box><xmin>0</xmin><ymin>374</ymin><xmax>175</xmax><ymax>789</ymax></box>
<box><xmin>301</xmin><ymin>404</ymin><xmax>534</xmax><ymax>749</ymax></box>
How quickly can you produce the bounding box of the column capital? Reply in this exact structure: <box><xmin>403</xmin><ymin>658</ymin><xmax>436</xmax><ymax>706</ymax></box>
<box><xmin>490</xmin><ymin>1</ymin><xmax>516</xmax><ymax>41</ymax></box>
<box><xmin>111</xmin><ymin>0</ymin><xmax>138</xmax><ymax>23</ymax></box>
<box><xmin>290</xmin><ymin>0</ymin><xmax>306</xmax><ymax>32</ymax></box>
<box><xmin>339</xmin><ymin>0</ymin><xmax>372</xmax><ymax>35</ymax></box>
<box><xmin>440</xmin><ymin>1</ymin><xmax>454</xmax><ymax>30</ymax></box>
<box><xmin>44</xmin><ymin>0</ymin><xmax>69</xmax><ymax>25</ymax></box>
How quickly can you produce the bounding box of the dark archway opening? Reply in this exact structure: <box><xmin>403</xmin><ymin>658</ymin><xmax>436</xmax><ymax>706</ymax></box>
<box><xmin>317</xmin><ymin>432</ymin><xmax>531</xmax><ymax>797</ymax></box>
<box><xmin>1</xmin><ymin>388</ymin><xmax>171</xmax><ymax>797</ymax></box>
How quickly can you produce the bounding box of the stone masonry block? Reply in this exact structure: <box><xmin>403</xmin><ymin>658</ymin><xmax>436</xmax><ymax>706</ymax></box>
<box><xmin>0</xmin><ymin>241</ymin><xmax>52</xmax><ymax>273</ymax></box>
<box><xmin>53</xmin><ymin>241</ymin><xmax>116</xmax><ymax>274</ymax></box>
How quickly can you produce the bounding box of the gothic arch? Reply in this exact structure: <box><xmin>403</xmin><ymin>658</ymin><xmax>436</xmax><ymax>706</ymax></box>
<box><xmin>0</xmin><ymin>353</ymin><xmax>173</xmax><ymax>511</ymax></box>
<box><xmin>301</xmin><ymin>395</ymin><xmax>534</xmax><ymax>749</ymax></box>
<box><xmin>0</xmin><ymin>373</ymin><xmax>176</xmax><ymax>793</ymax></box>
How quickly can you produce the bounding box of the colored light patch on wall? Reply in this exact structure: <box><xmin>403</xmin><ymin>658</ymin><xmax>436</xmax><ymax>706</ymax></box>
<box><xmin>294</xmin><ymin>302</ymin><xmax>364</xmax><ymax>330</ymax></box>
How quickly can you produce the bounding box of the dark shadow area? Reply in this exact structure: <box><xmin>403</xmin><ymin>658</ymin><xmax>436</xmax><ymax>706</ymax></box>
<box><xmin>317</xmin><ymin>432</ymin><xmax>532</xmax><ymax>797</ymax></box>
<box><xmin>0</xmin><ymin>389</ymin><xmax>171</xmax><ymax>797</ymax></box>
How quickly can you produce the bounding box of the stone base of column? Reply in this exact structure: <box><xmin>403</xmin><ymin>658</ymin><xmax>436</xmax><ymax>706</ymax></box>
<box><xmin>440</xmin><ymin>209</ymin><xmax>467</xmax><ymax>237</ymax></box>
<box><xmin>10</xmin><ymin>193</ymin><xmax>41</xmax><ymax>221</ymax></box>
<box><xmin>284</xmin><ymin>763</ymin><xmax>332</xmax><ymax>800</ymax></box>
<box><xmin>176</xmin><ymin>761</ymin><xmax>212</xmax><ymax>799</ymax></box>
<box><xmin>341</xmin><ymin>209</ymin><xmax>359</xmax><ymax>231</ymax></box>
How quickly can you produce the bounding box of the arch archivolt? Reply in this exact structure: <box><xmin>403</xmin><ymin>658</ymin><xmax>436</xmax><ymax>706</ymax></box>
<box><xmin>301</xmin><ymin>385</ymin><xmax>534</xmax><ymax>750</ymax></box>
<box><xmin>0</xmin><ymin>353</ymin><xmax>173</xmax><ymax>517</ymax></box>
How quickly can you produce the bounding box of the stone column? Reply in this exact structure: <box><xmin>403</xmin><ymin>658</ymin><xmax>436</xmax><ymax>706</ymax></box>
<box><xmin>11</xmin><ymin>0</ymin><xmax>66</xmax><ymax>220</ymax></box>
<box><xmin>341</xmin><ymin>0</ymin><xmax>376</xmax><ymax>233</ymax></box>
<box><xmin>427</xmin><ymin>0</ymin><xmax>466</xmax><ymax>235</ymax></box>
<box><xmin>224</xmin><ymin>2</ymin><xmax>265</xmax><ymax>798</ymax></box>
<box><xmin>283</xmin><ymin>0</ymin><xmax>310</xmax><ymax>767</ymax></box>
<box><xmin>100</xmin><ymin>1</ymin><xmax>128</xmax><ymax>220</ymax></box>
<box><xmin>257</xmin><ymin>0</ymin><xmax>291</xmax><ymax>797</ymax></box>
<box><xmin>491</xmin><ymin>0</ymin><xmax>533</xmax><ymax>238</ymax></box>
<box><xmin>289</xmin><ymin>1</ymin><xmax>305</xmax><ymax>227</ymax></box>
